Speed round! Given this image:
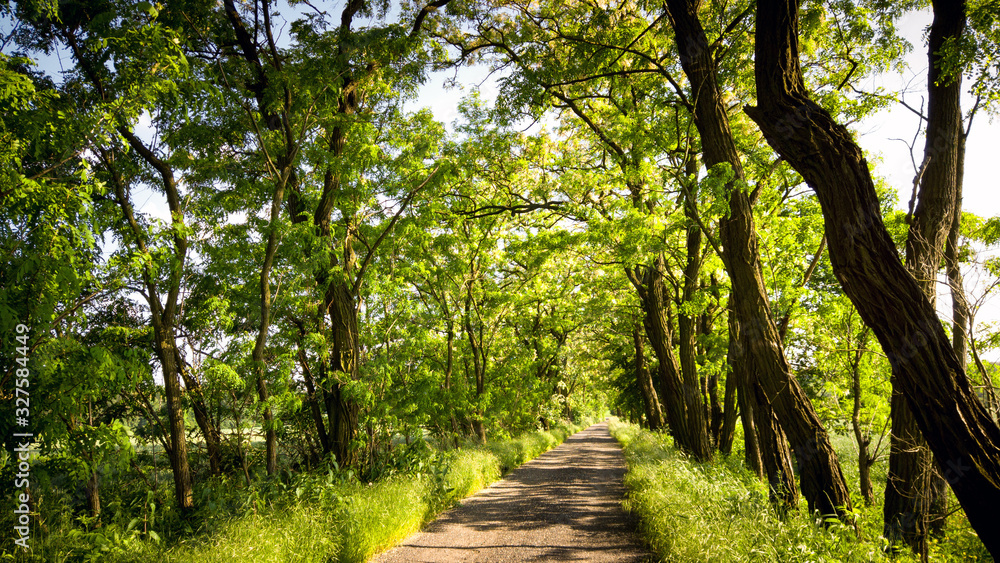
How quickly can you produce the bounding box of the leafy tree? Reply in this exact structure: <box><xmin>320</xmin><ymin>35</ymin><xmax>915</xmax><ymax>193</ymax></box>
<box><xmin>749</xmin><ymin>0</ymin><xmax>1000</xmax><ymax>555</ymax></box>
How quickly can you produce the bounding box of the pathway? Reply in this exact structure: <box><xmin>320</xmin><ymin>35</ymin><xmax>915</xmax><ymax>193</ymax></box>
<box><xmin>372</xmin><ymin>421</ymin><xmax>652</xmax><ymax>562</ymax></box>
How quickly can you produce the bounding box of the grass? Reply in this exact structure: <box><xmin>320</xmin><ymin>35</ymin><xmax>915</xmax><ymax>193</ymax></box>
<box><xmin>164</xmin><ymin>505</ymin><xmax>340</xmax><ymax>563</ymax></box>
<box><xmin>609</xmin><ymin>419</ymin><xmax>993</xmax><ymax>563</ymax></box>
<box><xmin>483</xmin><ymin>424</ymin><xmax>577</xmax><ymax>473</ymax></box>
<box><xmin>10</xmin><ymin>421</ymin><xmax>584</xmax><ymax>563</ymax></box>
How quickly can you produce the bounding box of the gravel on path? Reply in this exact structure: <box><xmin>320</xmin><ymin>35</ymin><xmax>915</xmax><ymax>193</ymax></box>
<box><xmin>372</xmin><ymin>420</ymin><xmax>652</xmax><ymax>563</ymax></box>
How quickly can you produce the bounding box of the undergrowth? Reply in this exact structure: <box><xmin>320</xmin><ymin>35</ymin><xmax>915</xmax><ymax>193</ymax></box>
<box><xmin>609</xmin><ymin>419</ymin><xmax>992</xmax><ymax>563</ymax></box>
<box><xmin>6</xmin><ymin>421</ymin><xmax>584</xmax><ymax>563</ymax></box>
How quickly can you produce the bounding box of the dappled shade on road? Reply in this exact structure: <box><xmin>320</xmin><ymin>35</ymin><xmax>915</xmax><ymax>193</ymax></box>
<box><xmin>373</xmin><ymin>421</ymin><xmax>651</xmax><ymax>562</ymax></box>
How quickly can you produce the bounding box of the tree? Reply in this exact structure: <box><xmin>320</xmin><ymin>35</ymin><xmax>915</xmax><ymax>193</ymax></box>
<box><xmin>884</xmin><ymin>0</ymin><xmax>966</xmax><ymax>552</ymax></box>
<box><xmin>748</xmin><ymin>0</ymin><xmax>1000</xmax><ymax>554</ymax></box>
<box><xmin>663</xmin><ymin>0</ymin><xmax>851</xmax><ymax>518</ymax></box>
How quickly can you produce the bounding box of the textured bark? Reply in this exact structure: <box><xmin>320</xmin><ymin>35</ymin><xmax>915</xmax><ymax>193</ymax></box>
<box><xmin>885</xmin><ymin>388</ymin><xmax>940</xmax><ymax>553</ymax></box>
<box><xmin>747</xmin><ymin>0</ymin><xmax>1000</xmax><ymax>555</ymax></box>
<box><xmin>945</xmin><ymin>135</ymin><xmax>968</xmax><ymax>374</ymax></box>
<box><xmin>752</xmin><ymin>383</ymin><xmax>799</xmax><ymax>511</ymax></box>
<box><xmin>638</xmin><ymin>257</ymin><xmax>713</xmax><ymax>460</ymax></box>
<box><xmin>883</xmin><ymin>0</ymin><xmax>965</xmax><ymax>550</ymax></box>
<box><xmin>731</xmin><ymin>313</ymin><xmax>797</xmax><ymax>508</ymax></box>
<box><xmin>634</xmin><ymin>322</ymin><xmax>664</xmax><ymax>430</ymax></box>
<box><xmin>665</xmin><ymin>0</ymin><xmax>851</xmax><ymax>519</ymax></box>
<box><xmin>326</xmin><ymin>277</ymin><xmax>361</xmax><ymax>466</ymax></box>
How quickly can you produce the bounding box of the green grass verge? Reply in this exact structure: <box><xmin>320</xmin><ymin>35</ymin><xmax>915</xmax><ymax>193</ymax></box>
<box><xmin>28</xmin><ymin>421</ymin><xmax>585</xmax><ymax>563</ymax></box>
<box><xmin>608</xmin><ymin>419</ymin><xmax>992</xmax><ymax>563</ymax></box>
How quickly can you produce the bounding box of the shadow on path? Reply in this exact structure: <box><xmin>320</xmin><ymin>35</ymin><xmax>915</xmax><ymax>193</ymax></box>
<box><xmin>373</xmin><ymin>421</ymin><xmax>652</xmax><ymax>563</ymax></box>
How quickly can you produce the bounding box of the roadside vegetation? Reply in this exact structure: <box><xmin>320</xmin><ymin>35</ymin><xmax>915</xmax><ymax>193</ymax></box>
<box><xmin>4</xmin><ymin>422</ymin><xmax>585</xmax><ymax>562</ymax></box>
<box><xmin>610</xmin><ymin>420</ymin><xmax>991</xmax><ymax>562</ymax></box>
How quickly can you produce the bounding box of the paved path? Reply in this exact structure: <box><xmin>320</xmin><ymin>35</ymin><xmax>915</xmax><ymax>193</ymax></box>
<box><xmin>373</xmin><ymin>421</ymin><xmax>651</xmax><ymax>562</ymax></box>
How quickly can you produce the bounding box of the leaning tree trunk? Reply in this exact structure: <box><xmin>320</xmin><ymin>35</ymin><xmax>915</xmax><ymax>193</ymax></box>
<box><xmin>105</xmin><ymin>129</ymin><xmax>195</xmax><ymax>513</ymax></box>
<box><xmin>251</xmin><ymin>171</ymin><xmax>288</xmax><ymax>476</ymax></box>
<box><xmin>298</xmin><ymin>344</ymin><xmax>331</xmax><ymax>455</ymax></box>
<box><xmin>884</xmin><ymin>1</ymin><xmax>963</xmax><ymax>550</ymax></box>
<box><xmin>747</xmin><ymin>0</ymin><xmax>1000</xmax><ymax>555</ymax></box>
<box><xmin>176</xmin><ymin>356</ymin><xmax>224</xmax><ymax>477</ymax></box>
<box><xmin>154</xmin><ymin>324</ymin><xmax>194</xmax><ymax>512</ymax></box>
<box><xmin>664</xmin><ymin>0</ymin><xmax>852</xmax><ymax>519</ymax></box>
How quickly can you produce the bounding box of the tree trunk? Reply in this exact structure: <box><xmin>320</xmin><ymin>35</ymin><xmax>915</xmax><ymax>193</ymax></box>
<box><xmin>298</xmin><ymin>346</ymin><xmax>330</xmax><ymax>454</ymax></box>
<box><xmin>251</xmin><ymin>157</ymin><xmax>293</xmax><ymax>476</ymax></box>
<box><xmin>175</xmin><ymin>358</ymin><xmax>223</xmax><ymax>477</ymax></box>
<box><xmin>850</xmin><ymin>339</ymin><xmax>875</xmax><ymax>505</ymax></box>
<box><xmin>464</xmin><ymin>280</ymin><xmax>488</xmax><ymax>444</ymax></box>
<box><xmin>731</xmin><ymin>313</ymin><xmax>797</xmax><ymax>509</ymax></box>
<box><xmin>665</xmin><ymin>0</ymin><xmax>851</xmax><ymax>519</ymax></box>
<box><xmin>747</xmin><ymin>0</ymin><xmax>1000</xmax><ymax>555</ymax></box>
<box><xmin>883</xmin><ymin>0</ymin><xmax>965</xmax><ymax>550</ymax></box>
<box><xmin>718</xmin><ymin>295</ymin><xmax>738</xmax><ymax>455</ymax></box>
<box><xmin>638</xmin><ymin>257</ymin><xmax>713</xmax><ymax>460</ymax></box>
<box><xmin>731</xmin><ymin>314</ymin><xmax>762</xmax><ymax>478</ymax></box>
<box><xmin>85</xmin><ymin>470</ymin><xmax>100</xmax><ymax>518</ymax></box>
<box><xmin>326</xmin><ymin>276</ymin><xmax>361</xmax><ymax>467</ymax></box>
<box><xmin>155</xmin><ymin>326</ymin><xmax>194</xmax><ymax>512</ymax></box>
<box><xmin>885</xmin><ymin>388</ymin><xmax>938</xmax><ymax>554</ymax></box>
<box><xmin>717</xmin><ymin>362</ymin><xmax>738</xmax><ymax>455</ymax></box>
<box><xmin>679</xmin><ymin>176</ymin><xmax>710</xmax><ymax>445</ymax></box>
<box><xmin>946</xmin><ymin>133</ymin><xmax>968</xmax><ymax>374</ymax></box>
<box><xmin>751</xmin><ymin>382</ymin><xmax>799</xmax><ymax>512</ymax></box>
<box><xmin>103</xmin><ymin>135</ymin><xmax>194</xmax><ymax>513</ymax></box>
<box><xmin>634</xmin><ymin>321</ymin><xmax>664</xmax><ymax>430</ymax></box>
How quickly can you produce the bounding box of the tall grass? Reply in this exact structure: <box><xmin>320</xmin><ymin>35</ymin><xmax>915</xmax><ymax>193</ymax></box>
<box><xmin>609</xmin><ymin>419</ymin><xmax>992</xmax><ymax>563</ymax></box>
<box><xmin>18</xmin><ymin>422</ymin><xmax>584</xmax><ymax>563</ymax></box>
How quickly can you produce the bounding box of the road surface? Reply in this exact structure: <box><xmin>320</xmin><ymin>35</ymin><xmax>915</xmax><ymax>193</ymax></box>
<box><xmin>373</xmin><ymin>421</ymin><xmax>651</xmax><ymax>562</ymax></box>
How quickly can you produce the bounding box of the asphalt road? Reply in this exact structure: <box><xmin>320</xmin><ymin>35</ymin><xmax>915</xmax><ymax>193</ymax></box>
<box><xmin>372</xmin><ymin>421</ymin><xmax>652</xmax><ymax>562</ymax></box>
